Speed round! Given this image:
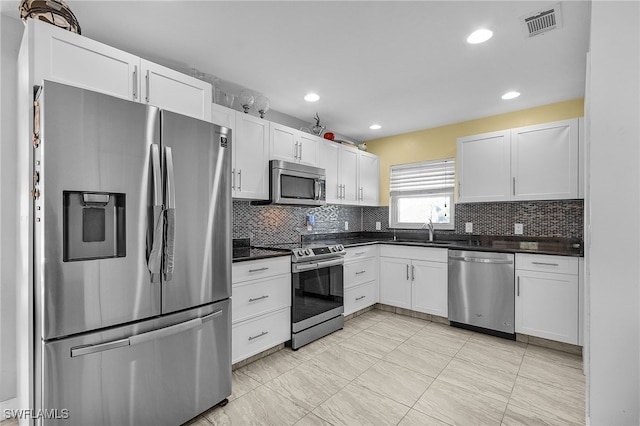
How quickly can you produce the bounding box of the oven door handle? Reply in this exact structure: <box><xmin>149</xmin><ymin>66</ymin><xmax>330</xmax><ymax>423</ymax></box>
<box><xmin>316</xmin><ymin>258</ymin><xmax>344</xmax><ymax>268</ymax></box>
<box><xmin>293</xmin><ymin>262</ymin><xmax>320</xmax><ymax>272</ymax></box>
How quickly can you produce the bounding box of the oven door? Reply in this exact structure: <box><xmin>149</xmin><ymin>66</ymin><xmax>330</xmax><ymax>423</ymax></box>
<box><xmin>291</xmin><ymin>259</ymin><xmax>343</xmax><ymax>332</ymax></box>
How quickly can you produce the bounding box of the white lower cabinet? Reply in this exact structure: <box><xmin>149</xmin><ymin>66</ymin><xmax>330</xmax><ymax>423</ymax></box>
<box><xmin>515</xmin><ymin>254</ymin><xmax>579</xmax><ymax>344</ymax></box>
<box><xmin>231</xmin><ymin>256</ymin><xmax>291</xmax><ymax>363</ymax></box>
<box><xmin>411</xmin><ymin>259</ymin><xmax>448</xmax><ymax>318</ymax></box>
<box><xmin>379</xmin><ymin>245</ymin><xmax>448</xmax><ymax>317</ymax></box>
<box><xmin>343</xmin><ymin>246</ymin><xmax>378</xmax><ymax>315</ymax></box>
<box><xmin>232</xmin><ymin>309</ymin><xmax>290</xmax><ymax>364</ymax></box>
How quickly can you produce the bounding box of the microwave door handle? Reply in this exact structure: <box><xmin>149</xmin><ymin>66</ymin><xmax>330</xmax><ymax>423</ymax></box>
<box><xmin>147</xmin><ymin>144</ymin><xmax>163</xmax><ymax>282</ymax></box>
<box><xmin>164</xmin><ymin>147</ymin><xmax>176</xmax><ymax>281</ymax></box>
<box><xmin>315</xmin><ymin>180</ymin><xmax>320</xmax><ymax>200</ymax></box>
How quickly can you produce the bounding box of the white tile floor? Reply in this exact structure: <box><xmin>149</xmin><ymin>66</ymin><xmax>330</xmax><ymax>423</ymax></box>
<box><xmin>193</xmin><ymin>309</ymin><xmax>586</xmax><ymax>426</ymax></box>
<box><xmin>0</xmin><ymin>308</ymin><xmax>585</xmax><ymax>426</ymax></box>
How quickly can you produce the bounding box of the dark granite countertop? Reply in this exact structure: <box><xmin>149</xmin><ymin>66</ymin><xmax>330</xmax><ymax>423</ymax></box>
<box><xmin>301</xmin><ymin>232</ymin><xmax>583</xmax><ymax>257</ymax></box>
<box><xmin>232</xmin><ymin>238</ymin><xmax>291</xmax><ymax>263</ymax></box>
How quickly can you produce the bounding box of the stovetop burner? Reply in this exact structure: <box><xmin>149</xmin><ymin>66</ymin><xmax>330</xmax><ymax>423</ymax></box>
<box><xmin>256</xmin><ymin>241</ymin><xmax>346</xmax><ymax>263</ymax></box>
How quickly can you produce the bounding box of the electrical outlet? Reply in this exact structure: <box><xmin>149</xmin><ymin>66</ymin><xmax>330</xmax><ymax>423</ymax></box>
<box><xmin>514</xmin><ymin>223</ymin><xmax>524</xmax><ymax>235</ymax></box>
<box><xmin>344</xmin><ymin>221</ymin><xmax>349</xmax><ymax>231</ymax></box>
<box><xmin>375</xmin><ymin>221</ymin><xmax>381</xmax><ymax>230</ymax></box>
<box><xmin>465</xmin><ymin>222</ymin><xmax>473</xmax><ymax>233</ymax></box>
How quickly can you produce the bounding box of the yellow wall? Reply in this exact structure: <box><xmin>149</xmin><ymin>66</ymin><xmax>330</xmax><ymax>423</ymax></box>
<box><xmin>366</xmin><ymin>98</ymin><xmax>584</xmax><ymax>205</ymax></box>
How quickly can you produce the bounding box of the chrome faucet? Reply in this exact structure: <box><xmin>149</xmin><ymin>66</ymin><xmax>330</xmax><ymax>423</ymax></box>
<box><xmin>426</xmin><ymin>218</ymin><xmax>434</xmax><ymax>242</ymax></box>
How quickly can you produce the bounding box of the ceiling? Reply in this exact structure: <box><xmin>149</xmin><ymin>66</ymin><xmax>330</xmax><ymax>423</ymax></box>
<box><xmin>1</xmin><ymin>1</ymin><xmax>591</xmax><ymax>142</ymax></box>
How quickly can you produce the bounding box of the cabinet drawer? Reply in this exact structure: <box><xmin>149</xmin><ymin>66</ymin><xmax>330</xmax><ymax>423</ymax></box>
<box><xmin>232</xmin><ymin>308</ymin><xmax>291</xmax><ymax>364</ymax></box>
<box><xmin>232</xmin><ymin>274</ymin><xmax>291</xmax><ymax>323</ymax></box>
<box><xmin>516</xmin><ymin>254</ymin><xmax>579</xmax><ymax>275</ymax></box>
<box><xmin>345</xmin><ymin>245</ymin><xmax>377</xmax><ymax>261</ymax></box>
<box><xmin>379</xmin><ymin>245</ymin><xmax>448</xmax><ymax>263</ymax></box>
<box><xmin>344</xmin><ymin>258</ymin><xmax>376</xmax><ymax>288</ymax></box>
<box><xmin>344</xmin><ymin>282</ymin><xmax>376</xmax><ymax>316</ymax></box>
<box><xmin>232</xmin><ymin>256</ymin><xmax>290</xmax><ymax>283</ymax></box>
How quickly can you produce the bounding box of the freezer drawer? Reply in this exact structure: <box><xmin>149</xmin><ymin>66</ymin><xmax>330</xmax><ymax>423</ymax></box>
<box><xmin>38</xmin><ymin>300</ymin><xmax>231</xmax><ymax>426</ymax></box>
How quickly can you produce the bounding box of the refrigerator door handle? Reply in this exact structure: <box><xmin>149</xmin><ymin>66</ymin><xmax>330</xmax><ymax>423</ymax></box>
<box><xmin>164</xmin><ymin>147</ymin><xmax>176</xmax><ymax>281</ymax></box>
<box><xmin>129</xmin><ymin>317</ymin><xmax>202</xmax><ymax>347</ymax></box>
<box><xmin>201</xmin><ymin>309</ymin><xmax>223</xmax><ymax>323</ymax></box>
<box><xmin>70</xmin><ymin>338</ymin><xmax>130</xmax><ymax>357</ymax></box>
<box><xmin>148</xmin><ymin>144</ymin><xmax>164</xmax><ymax>282</ymax></box>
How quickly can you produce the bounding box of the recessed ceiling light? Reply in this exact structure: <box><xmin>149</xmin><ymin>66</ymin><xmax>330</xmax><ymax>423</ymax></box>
<box><xmin>466</xmin><ymin>29</ymin><xmax>493</xmax><ymax>44</ymax></box>
<box><xmin>369</xmin><ymin>124</ymin><xmax>382</xmax><ymax>130</ymax></box>
<box><xmin>502</xmin><ymin>91</ymin><xmax>521</xmax><ymax>100</ymax></box>
<box><xmin>304</xmin><ymin>93</ymin><xmax>320</xmax><ymax>102</ymax></box>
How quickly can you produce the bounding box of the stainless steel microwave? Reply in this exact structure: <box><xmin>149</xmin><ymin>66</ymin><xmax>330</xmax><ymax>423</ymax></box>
<box><xmin>269</xmin><ymin>160</ymin><xmax>326</xmax><ymax>206</ymax></box>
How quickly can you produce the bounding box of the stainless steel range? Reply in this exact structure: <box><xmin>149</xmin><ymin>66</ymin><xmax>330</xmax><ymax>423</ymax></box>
<box><xmin>290</xmin><ymin>243</ymin><xmax>346</xmax><ymax>349</ymax></box>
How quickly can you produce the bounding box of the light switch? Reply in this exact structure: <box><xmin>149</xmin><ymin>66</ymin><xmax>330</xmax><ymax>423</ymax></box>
<box><xmin>465</xmin><ymin>222</ymin><xmax>473</xmax><ymax>233</ymax></box>
<box><xmin>344</xmin><ymin>221</ymin><xmax>349</xmax><ymax>231</ymax></box>
<box><xmin>375</xmin><ymin>221</ymin><xmax>381</xmax><ymax>230</ymax></box>
<box><xmin>514</xmin><ymin>223</ymin><xmax>524</xmax><ymax>235</ymax></box>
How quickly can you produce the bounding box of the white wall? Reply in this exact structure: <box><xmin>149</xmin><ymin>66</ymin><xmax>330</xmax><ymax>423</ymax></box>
<box><xmin>0</xmin><ymin>14</ymin><xmax>23</xmax><ymax>407</ymax></box>
<box><xmin>587</xmin><ymin>1</ymin><xmax>640</xmax><ymax>424</ymax></box>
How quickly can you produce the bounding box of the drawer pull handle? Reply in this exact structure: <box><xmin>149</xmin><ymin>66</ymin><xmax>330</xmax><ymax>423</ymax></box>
<box><xmin>355</xmin><ymin>270</ymin><xmax>366</xmax><ymax>275</ymax></box>
<box><xmin>355</xmin><ymin>252</ymin><xmax>366</xmax><ymax>256</ymax></box>
<box><xmin>248</xmin><ymin>331</ymin><xmax>269</xmax><ymax>341</ymax></box>
<box><xmin>531</xmin><ymin>262</ymin><xmax>560</xmax><ymax>267</ymax></box>
<box><xmin>249</xmin><ymin>295</ymin><xmax>269</xmax><ymax>302</ymax></box>
<box><xmin>355</xmin><ymin>295</ymin><xmax>366</xmax><ymax>301</ymax></box>
<box><xmin>249</xmin><ymin>267</ymin><xmax>269</xmax><ymax>273</ymax></box>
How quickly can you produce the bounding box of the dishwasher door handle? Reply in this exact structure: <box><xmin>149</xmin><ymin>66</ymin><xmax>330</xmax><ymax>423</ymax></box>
<box><xmin>449</xmin><ymin>256</ymin><xmax>513</xmax><ymax>264</ymax></box>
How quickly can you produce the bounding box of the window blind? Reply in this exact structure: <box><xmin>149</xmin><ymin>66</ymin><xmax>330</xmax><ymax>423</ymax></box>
<box><xmin>389</xmin><ymin>158</ymin><xmax>455</xmax><ymax>196</ymax></box>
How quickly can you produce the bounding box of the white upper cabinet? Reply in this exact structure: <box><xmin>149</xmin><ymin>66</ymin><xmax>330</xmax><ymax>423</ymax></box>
<box><xmin>30</xmin><ymin>19</ymin><xmax>138</xmax><ymax>101</ymax></box>
<box><xmin>233</xmin><ymin>112</ymin><xmax>270</xmax><ymax>200</ymax></box>
<box><xmin>318</xmin><ymin>140</ymin><xmax>341</xmax><ymax>204</ymax></box>
<box><xmin>457</xmin><ymin>118</ymin><xmax>581</xmax><ymax>203</ymax></box>
<box><xmin>140</xmin><ymin>59</ymin><xmax>212</xmax><ymax>121</ymax></box>
<box><xmin>511</xmin><ymin>119</ymin><xmax>579</xmax><ymax>201</ymax></box>
<box><xmin>457</xmin><ymin>130</ymin><xmax>511</xmax><ymax>203</ymax></box>
<box><xmin>318</xmin><ymin>141</ymin><xmax>379</xmax><ymax>206</ymax></box>
<box><xmin>270</xmin><ymin>122</ymin><xmax>297</xmax><ymax>163</ymax></box>
<box><xmin>358</xmin><ymin>151</ymin><xmax>380</xmax><ymax>206</ymax></box>
<box><xmin>296</xmin><ymin>132</ymin><xmax>319</xmax><ymax>166</ymax></box>
<box><xmin>28</xmin><ymin>20</ymin><xmax>212</xmax><ymax>122</ymax></box>
<box><xmin>340</xmin><ymin>147</ymin><xmax>360</xmax><ymax>204</ymax></box>
<box><xmin>270</xmin><ymin>123</ymin><xmax>318</xmax><ymax>166</ymax></box>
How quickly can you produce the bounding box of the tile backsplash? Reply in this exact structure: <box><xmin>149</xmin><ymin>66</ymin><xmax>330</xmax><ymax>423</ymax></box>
<box><xmin>233</xmin><ymin>200</ymin><xmax>361</xmax><ymax>245</ymax></box>
<box><xmin>233</xmin><ymin>199</ymin><xmax>584</xmax><ymax>244</ymax></box>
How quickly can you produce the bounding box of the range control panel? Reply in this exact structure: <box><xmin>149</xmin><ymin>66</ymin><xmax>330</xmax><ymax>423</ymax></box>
<box><xmin>291</xmin><ymin>244</ymin><xmax>345</xmax><ymax>263</ymax></box>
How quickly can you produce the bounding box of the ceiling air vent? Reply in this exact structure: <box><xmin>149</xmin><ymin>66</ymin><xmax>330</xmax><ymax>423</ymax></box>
<box><xmin>521</xmin><ymin>4</ymin><xmax>562</xmax><ymax>37</ymax></box>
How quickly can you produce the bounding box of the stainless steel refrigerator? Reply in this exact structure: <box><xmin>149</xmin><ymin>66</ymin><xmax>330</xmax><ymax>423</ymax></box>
<box><xmin>32</xmin><ymin>81</ymin><xmax>231</xmax><ymax>425</ymax></box>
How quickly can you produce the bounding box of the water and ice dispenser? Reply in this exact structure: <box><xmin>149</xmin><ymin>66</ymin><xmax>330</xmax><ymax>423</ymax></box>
<box><xmin>63</xmin><ymin>191</ymin><xmax>126</xmax><ymax>261</ymax></box>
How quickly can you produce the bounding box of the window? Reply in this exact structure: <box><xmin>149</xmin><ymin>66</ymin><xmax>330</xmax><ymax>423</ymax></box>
<box><xmin>389</xmin><ymin>159</ymin><xmax>455</xmax><ymax>229</ymax></box>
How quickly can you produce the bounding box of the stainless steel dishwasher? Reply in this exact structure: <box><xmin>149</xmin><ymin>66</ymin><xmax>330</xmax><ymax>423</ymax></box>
<box><xmin>448</xmin><ymin>250</ymin><xmax>515</xmax><ymax>339</ymax></box>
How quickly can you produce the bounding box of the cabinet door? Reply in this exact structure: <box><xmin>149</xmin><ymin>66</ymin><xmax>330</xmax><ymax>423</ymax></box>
<box><xmin>234</xmin><ymin>112</ymin><xmax>270</xmax><ymax>200</ymax></box>
<box><xmin>515</xmin><ymin>270</ymin><xmax>579</xmax><ymax>344</ymax></box>
<box><xmin>296</xmin><ymin>132</ymin><xmax>319</xmax><ymax>166</ymax></box>
<box><xmin>411</xmin><ymin>260</ymin><xmax>448</xmax><ymax>317</ymax></box>
<box><xmin>340</xmin><ymin>147</ymin><xmax>359</xmax><ymax>205</ymax></box>
<box><xmin>358</xmin><ymin>151</ymin><xmax>379</xmax><ymax>206</ymax></box>
<box><xmin>379</xmin><ymin>257</ymin><xmax>411</xmax><ymax>309</ymax></box>
<box><xmin>31</xmin><ymin>19</ymin><xmax>138</xmax><ymax>101</ymax></box>
<box><xmin>270</xmin><ymin>122</ymin><xmax>297</xmax><ymax>163</ymax></box>
<box><xmin>511</xmin><ymin>119</ymin><xmax>579</xmax><ymax>200</ymax></box>
<box><xmin>318</xmin><ymin>140</ymin><xmax>341</xmax><ymax>203</ymax></box>
<box><xmin>457</xmin><ymin>130</ymin><xmax>511</xmax><ymax>202</ymax></box>
<box><xmin>140</xmin><ymin>59</ymin><xmax>212</xmax><ymax>121</ymax></box>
